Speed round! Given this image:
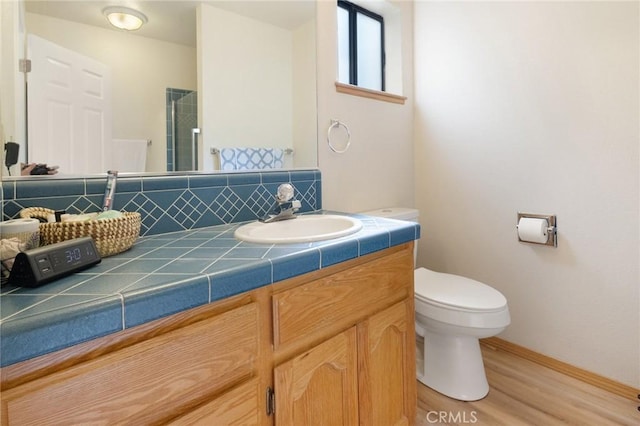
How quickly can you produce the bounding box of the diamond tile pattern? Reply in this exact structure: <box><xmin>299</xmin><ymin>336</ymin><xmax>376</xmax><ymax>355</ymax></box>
<box><xmin>1</xmin><ymin>170</ymin><xmax>321</xmax><ymax>236</ymax></box>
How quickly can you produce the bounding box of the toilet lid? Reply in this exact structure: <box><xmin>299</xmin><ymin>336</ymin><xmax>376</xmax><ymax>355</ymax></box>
<box><xmin>414</xmin><ymin>268</ymin><xmax>507</xmax><ymax>312</ymax></box>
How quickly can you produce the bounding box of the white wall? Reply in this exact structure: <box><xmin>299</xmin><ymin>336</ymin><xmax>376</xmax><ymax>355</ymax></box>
<box><xmin>292</xmin><ymin>19</ymin><xmax>318</xmax><ymax>170</ymax></box>
<box><xmin>25</xmin><ymin>12</ymin><xmax>196</xmax><ymax>173</ymax></box>
<box><xmin>414</xmin><ymin>1</ymin><xmax>639</xmax><ymax>387</ymax></box>
<box><xmin>198</xmin><ymin>4</ymin><xmax>294</xmax><ymax>171</ymax></box>
<box><xmin>316</xmin><ymin>0</ymin><xmax>415</xmax><ymax>213</ymax></box>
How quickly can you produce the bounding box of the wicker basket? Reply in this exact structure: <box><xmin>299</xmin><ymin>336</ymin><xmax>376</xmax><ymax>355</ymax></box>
<box><xmin>20</xmin><ymin>207</ymin><xmax>141</xmax><ymax>257</ymax></box>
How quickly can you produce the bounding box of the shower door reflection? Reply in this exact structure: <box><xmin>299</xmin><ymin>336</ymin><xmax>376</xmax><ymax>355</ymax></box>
<box><xmin>166</xmin><ymin>88</ymin><xmax>198</xmax><ymax>171</ymax></box>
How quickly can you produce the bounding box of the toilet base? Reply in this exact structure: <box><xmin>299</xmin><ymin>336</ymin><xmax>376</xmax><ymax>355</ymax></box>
<box><xmin>418</xmin><ymin>329</ymin><xmax>489</xmax><ymax>401</ymax></box>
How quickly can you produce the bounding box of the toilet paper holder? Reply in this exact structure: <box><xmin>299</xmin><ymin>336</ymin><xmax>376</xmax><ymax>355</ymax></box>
<box><xmin>517</xmin><ymin>213</ymin><xmax>557</xmax><ymax>247</ymax></box>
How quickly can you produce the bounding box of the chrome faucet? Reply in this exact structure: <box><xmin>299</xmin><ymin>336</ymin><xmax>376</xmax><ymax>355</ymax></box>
<box><xmin>260</xmin><ymin>183</ymin><xmax>302</xmax><ymax>223</ymax></box>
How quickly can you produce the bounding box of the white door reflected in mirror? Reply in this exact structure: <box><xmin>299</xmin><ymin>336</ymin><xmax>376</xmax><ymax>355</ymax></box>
<box><xmin>28</xmin><ymin>35</ymin><xmax>112</xmax><ymax>174</ymax></box>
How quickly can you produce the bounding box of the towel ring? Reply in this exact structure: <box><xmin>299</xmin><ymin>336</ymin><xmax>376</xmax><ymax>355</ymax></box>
<box><xmin>327</xmin><ymin>119</ymin><xmax>351</xmax><ymax>154</ymax></box>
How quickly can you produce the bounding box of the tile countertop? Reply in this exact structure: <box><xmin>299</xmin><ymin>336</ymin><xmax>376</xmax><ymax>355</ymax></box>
<box><xmin>0</xmin><ymin>212</ymin><xmax>420</xmax><ymax>367</ymax></box>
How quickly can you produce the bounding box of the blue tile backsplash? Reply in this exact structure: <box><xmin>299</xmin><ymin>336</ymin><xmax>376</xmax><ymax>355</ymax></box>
<box><xmin>1</xmin><ymin>169</ymin><xmax>322</xmax><ymax>235</ymax></box>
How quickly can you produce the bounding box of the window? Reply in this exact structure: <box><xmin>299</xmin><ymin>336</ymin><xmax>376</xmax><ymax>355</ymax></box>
<box><xmin>337</xmin><ymin>0</ymin><xmax>385</xmax><ymax>92</ymax></box>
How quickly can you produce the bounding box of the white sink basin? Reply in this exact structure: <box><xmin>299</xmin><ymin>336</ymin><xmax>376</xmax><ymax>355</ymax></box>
<box><xmin>234</xmin><ymin>214</ymin><xmax>363</xmax><ymax>244</ymax></box>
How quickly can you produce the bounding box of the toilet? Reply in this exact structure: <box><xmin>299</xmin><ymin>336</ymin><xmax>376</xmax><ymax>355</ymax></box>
<box><xmin>363</xmin><ymin>208</ymin><xmax>510</xmax><ymax>401</ymax></box>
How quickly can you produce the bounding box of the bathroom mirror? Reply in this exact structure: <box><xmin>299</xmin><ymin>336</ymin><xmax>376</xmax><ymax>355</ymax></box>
<box><xmin>1</xmin><ymin>0</ymin><xmax>317</xmax><ymax>177</ymax></box>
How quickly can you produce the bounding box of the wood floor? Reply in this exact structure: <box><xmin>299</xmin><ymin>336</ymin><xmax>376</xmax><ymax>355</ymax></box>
<box><xmin>415</xmin><ymin>342</ymin><xmax>639</xmax><ymax>425</ymax></box>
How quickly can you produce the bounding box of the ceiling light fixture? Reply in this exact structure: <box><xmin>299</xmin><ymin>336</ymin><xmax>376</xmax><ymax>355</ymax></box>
<box><xmin>103</xmin><ymin>6</ymin><xmax>148</xmax><ymax>31</ymax></box>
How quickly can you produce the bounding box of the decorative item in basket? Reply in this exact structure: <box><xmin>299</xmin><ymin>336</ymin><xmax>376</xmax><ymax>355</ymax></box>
<box><xmin>20</xmin><ymin>207</ymin><xmax>141</xmax><ymax>257</ymax></box>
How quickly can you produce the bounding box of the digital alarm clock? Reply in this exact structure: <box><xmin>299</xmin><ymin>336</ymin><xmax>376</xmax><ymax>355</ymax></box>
<box><xmin>8</xmin><ymin>237</ymin><xmax>101</xmax><ymax>288</ymax></box>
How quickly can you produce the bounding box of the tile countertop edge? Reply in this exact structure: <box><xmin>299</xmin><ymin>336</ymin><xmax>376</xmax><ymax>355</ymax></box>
<box><xmin>0</xmin><ymin>213</ymin><xmax>420</xmax><ymax>367</ymax></box>
<box><xmin>0</xmin><ymin>294</ymin><xmax>125</xmax><ymax>367</ymax></box>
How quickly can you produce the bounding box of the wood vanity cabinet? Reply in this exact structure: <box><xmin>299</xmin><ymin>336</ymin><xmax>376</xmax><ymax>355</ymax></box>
<box><xmin>0</xmin><ymin>298</ymin><xmax>265</xmax><ymax>425</ymax></box>
<box><xmin>0</xmin><ymin>292</ymin><xmax>269</xmax><ymax>426</ymax></box>
<box><xmin>0</xmin><ymin>243</ymin><xmax>416</xmax><ymax>425</ymax></box>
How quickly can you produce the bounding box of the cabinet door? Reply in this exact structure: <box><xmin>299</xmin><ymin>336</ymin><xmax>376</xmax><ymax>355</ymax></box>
<box><xmin>274</xmin><ymin>327</ymin><xmax>358</xmax><ymax>426</ymax></box>
<box><xmin>358</xmin><ymin>301</ymin><xmax>416</xmax><ymax>426</ymax></box>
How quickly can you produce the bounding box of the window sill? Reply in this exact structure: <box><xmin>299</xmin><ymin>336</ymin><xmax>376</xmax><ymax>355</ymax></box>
<box><xmin>335</xmin><ymin>82</ymin><xmax>406</xmax><ymax>105</ymax></box>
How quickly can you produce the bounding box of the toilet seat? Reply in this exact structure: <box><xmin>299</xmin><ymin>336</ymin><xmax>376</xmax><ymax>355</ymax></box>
<box><xmin>414</xmin><ymin>268</ymin><xmax>507</xmax><ymax>313</ymax></box>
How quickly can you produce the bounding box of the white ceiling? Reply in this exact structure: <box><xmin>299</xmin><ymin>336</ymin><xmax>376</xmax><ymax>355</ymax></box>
<box><xmin>24</xmin><ymin>0</ymin><xmax>316</xmax><ymax>47</ymax></box>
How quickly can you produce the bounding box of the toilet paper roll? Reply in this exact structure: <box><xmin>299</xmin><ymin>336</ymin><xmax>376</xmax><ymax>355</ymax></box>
<box><xmin>517</xmin><ymin>217</ymin><xmax>549</xmax><ymax>244</ymax></box>
<box><xmin>0</xmin><ymin>218</ymin><xmax>41</xmax><ymax>249</ymax></box>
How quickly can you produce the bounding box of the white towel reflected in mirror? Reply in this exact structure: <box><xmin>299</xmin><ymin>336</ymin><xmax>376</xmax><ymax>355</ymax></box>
<box><xmin>111</xmin><ymin>139</ymin><xmax>148</xmax><ymax>172</ymax></box>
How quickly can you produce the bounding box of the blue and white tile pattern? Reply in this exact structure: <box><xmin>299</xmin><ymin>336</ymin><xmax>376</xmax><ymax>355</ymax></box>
<box><xmin>1</xmin><ymin>170</ymin><xmax>321</xmax><ymax>236</ymax></box>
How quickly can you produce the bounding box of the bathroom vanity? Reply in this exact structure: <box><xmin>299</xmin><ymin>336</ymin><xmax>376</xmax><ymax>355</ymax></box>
<box><xmin>0</xmin><ymin>216</ymin><xmax>418</xmax><ymax>425</ymax></box>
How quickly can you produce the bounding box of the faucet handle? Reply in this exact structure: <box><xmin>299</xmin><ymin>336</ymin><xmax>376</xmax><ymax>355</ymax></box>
<box><xmin>276</xmin><ymin>183</ymin><xmax>294</xmax><ymax>202</ymax></box>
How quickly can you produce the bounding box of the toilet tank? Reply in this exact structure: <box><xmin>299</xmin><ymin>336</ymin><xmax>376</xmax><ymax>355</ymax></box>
<box><xmin>361</xmin><ymin>207</ymin><xmax>419</xmax><ymax>265</ymax></box>
<box><xmin>361</xmin><ymin>207</ymin><xmax>419</xmax><ymax>223</ymax></box>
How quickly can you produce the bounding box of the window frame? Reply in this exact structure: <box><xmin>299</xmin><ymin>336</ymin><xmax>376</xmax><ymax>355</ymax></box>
<box><xmin>338</xmin><ymin>0</ymin><xmax>386</xmax><ymax>92</ymax></box>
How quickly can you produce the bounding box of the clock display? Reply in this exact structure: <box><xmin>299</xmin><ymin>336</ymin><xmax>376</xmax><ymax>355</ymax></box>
<box><xmin>65</xmin><ymin>248</ymin><xmax>82</xmax><ymax>263</ymax></box>
<box><xmin>8</xmin><ymin>237</ymin><xmax>102</xmax><ymax>288</ymax></box>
